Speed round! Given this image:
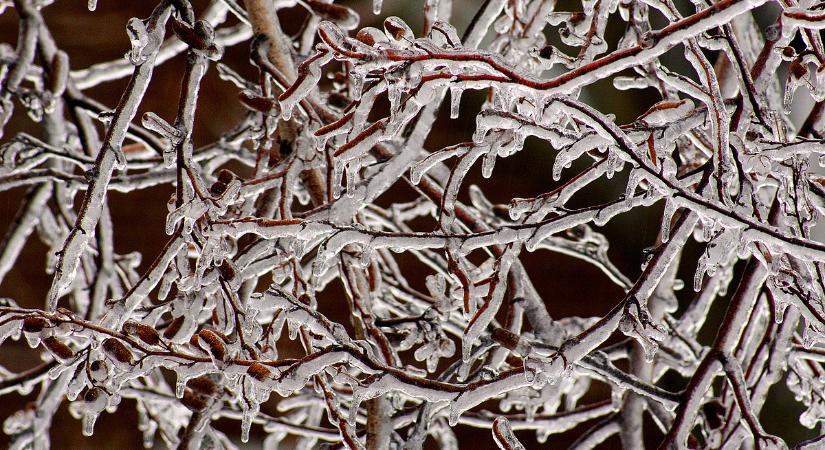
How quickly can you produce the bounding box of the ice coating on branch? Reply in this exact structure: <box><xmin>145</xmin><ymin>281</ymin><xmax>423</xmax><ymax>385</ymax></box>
<box><xmin>126</xmin><ymin>18</ymin><xmax>153</xmax><ymax>66</ymax></box>
<box><xmin>619</xmin><ymin>300</ymin><xmax>666</xmax><ymax>363</ymax></box>
<box><xmin>638</xmin><ymin>99</ymin><xmax>695</xmax><ymax>127</ymax></box>
<box><xmin>142</xmin><ymin>111</ymin><xmax>183</xmax><ymax>167</ymax></box>
<box><xmin>3</xmin><ymin>0</ymin><xmax>825</xmax><ymax>448</ymax></box>
<box><xmin>695</xmin><ymin>228</ymin><xmax>741</xmax><ymax>292</ymax></box>
<box><xmin>492</xmin><ymin>416</ymin><xmax>526</xmax><ymax>450</ymax></box>
<box><xmin>278</xmin><ymin>41</ymin><xmax>333</xmax><ymax>120</ymax></box>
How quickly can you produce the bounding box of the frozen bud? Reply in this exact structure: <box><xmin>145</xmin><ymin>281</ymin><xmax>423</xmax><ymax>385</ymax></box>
<box><xmin>22</xmin><ymin>317</ymin><xmax>49</xmax><ymax>333</ymax></box>
<box><xmin>789</xmin><ymin>59</ymin><xmax>808</xmax><ymax>80</ymax></box>
<box><xmin>355</xmin><ymin>27</ymin><xmax>387</xmax><ymax>46</ymax></box>
<box><xmin>190</xmin><ymin>332</ymin><xmax>202</xmax><ymax>349</ymax></box>
<box><xmin>318</xmin><ymin>21</ymin><xmax>346</xmax><ymax>46</ymax></box>
<box><xmin>784</xmin><ymin>58</ymin><xmax>810</xmax><ymax>112</ymax></box>
<box><xmin>142</xmin><ymin>112</ymin><xmax>183</xmax><ymax>142</ymax></box>
<box><xmin>384</xmin><ymin>17</ymin><xmax>413</xmax><ymax>42</ymax></box>
<box><xmin>3</xmin><ymin>403</ymin><xmax>35</xmax><ymax>435</ymax></box>
<box><xmin>430</xmin><ymin>21</ymin><xmax>461</xmax><ymax>47</ymax></box>
<box><xmin>247</xmin><ymin>362</ymin><xmax>273</xmax><ymax>381</ymax></box>
<box><xmin>306</xmin><ymin>0</ymin><xmax>359</xmax><ymax>30</ymax></box>
<box><xmin>197</xmin><ymin>329</ymin><xmax>227</xmax><ymax>361</ymax></box>
<box><xmin>102</xmin><ymin>338</ymin><xmax>134</xmax><ymax>365</ymax></box>
<box><xmin>89</xmin><ymin>360</ymin><xmax>109</xmax><ymax>382</ymax></box>
<box><xmin>209</xmin><ymin>181</ymin><xmax>228</xmax><ymax>197</ymax></box>
<box><xmin>181</xmin><ymin>389</ymin><xmax>208</xmax><ymax>411</ymax></box>
<box><xmin>187</xmin><ymin>375</ymin><xmax>218</xmax><ymax>396</ymax></box>
<box><xmin>42</xmin><ymin>336</ymin><xmax>74</xmax><ymax>360</ymax></box>
<box><xmin>217</xmin><ymin>169</ymin><xmax>236</xmax><ymax>185</ymax></box>
<box><xmin>83</xmin><ymin>385</ymin><xmax>110</xmax><ymax>437</ymax></box>
<box><xmin>438</xmin><ymin>338</ymin><xmax>455</xmax><ymax>356</ymax></box>
<box><xmin>84</xmin><ymin>386</ymin><xmax>103</xmax><ymax>404</ymax></box>
<box><xmin>639</xmin><ymin>99</ymin><xmax>695</xmax><ymax>127</ymax></box>
<box><xmin>122</xmin><ymin>321</ymin><xmax>161</xmax><ymax>346</ymax></box>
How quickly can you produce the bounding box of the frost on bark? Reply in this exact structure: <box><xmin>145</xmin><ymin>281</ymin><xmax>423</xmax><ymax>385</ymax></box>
<box><xmin>0</xmin><ymin>0</ymin><xmax>825</xmax><ymax>448</ymax></box>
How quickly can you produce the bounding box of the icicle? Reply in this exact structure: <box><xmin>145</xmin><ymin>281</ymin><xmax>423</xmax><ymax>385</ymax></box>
<box><xmin>385</xmin><ymin>72</ymin><xmax>403</xmax><ymax>118</ymax></box>
<box><xmin>450</xmin><ymin>86</ymin><xmax>462</xmax><ymax>119</ymax></box>
<box><xmin>82</xmin><ymin>387</ymin><xmax>109</xmax><ymax>437</ymax></box>
<box><xmin>660</xmin><ymin>198</ymin><xmax>678</xmax><ymax>243</ymax></box>
<box><xmin>125</xmin><ymin>18</ymin><xmax>153</xmax><ymax>66</ymax></box>
<box><xmin>481</xmin><ymin>151</ymin><xmax>497</xmax><ymax>178</ymax></box>
<box><xmin>605</xmin><ymin>149</ymin><xmax>622</xmax><ymax>179</ymax></box>
<box><xmin>359</xmin><ymin>241</ymin><xmax>373</xmax><ymax>267</ymax></box>
<box><xmin>625</xmin><ymin>168</ymin><xmax>645</xmax><ymax>207</ymax></box>
<box><xmin>350</xmin><ymin>71</ymin><xmax>364</xmax><ymax>100</ymax></box>
<box><xmin>241</xmin><ymin>407</ymin><xmax>254</xmax><ymax>443</ymax></box>
<box><xmin>552</xmin><ymin>152</ymin><xmax>571</xmax><ymax>181</ymax></box>
<box><xmin>332</xmin><ymin>161</ymin><xmax>345</xmax><ymax>199</ymax></box>
<box><xmin>814</xmin><ymin>65</ymin><xmax>825</xmax><ymax>101</ymax></box>
<box><xmin>346</xmin><ymin>159</ymin><xmax>361</xmax><ymax>198</ymax></box>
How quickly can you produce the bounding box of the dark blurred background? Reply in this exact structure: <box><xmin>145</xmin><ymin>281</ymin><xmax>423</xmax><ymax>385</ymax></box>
<box><xmin>0</xmin><ymin>1</ymin><xmax>816</xmax><ymax>448</ymax></box>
